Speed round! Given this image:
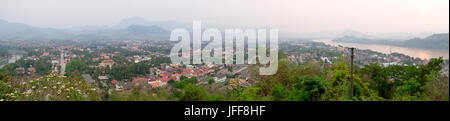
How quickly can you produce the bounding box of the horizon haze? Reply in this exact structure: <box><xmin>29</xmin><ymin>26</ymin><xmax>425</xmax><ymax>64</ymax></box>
<box><xmin>0</xmin><ymin>0</ymin><xmax>448</xmax><ymax>37</ymax></box>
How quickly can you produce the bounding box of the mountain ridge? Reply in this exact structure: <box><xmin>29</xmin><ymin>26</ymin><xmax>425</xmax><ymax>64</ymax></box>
<box><xmin>332</xmin><ymin>33</ymin><xmax>449</xmax><ymax>50</ymax></box>
<box><xmin>0</xmin><ymin>18</ymin><xmax>170</xmax><ymax>41</ymax></box>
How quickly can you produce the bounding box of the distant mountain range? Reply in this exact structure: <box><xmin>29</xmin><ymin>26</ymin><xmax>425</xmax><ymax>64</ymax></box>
<box><xmin>332</xmin><ymin>33</ymin><xmax>449</xmax><ymax>50</ymax></box>
<box><xmin>72</xmin><ymin>25</ymin><xmax>170</xmax><ymax>41</ymax></box>
<box><xmin>0</xmin><ymin>17</ymin><xmax>174</xmax><ymax>41</ymax></box>
<box><xmin>0</xmin><ymin>19</ymin><xmax>72</xmax><ymax>41</ymax></box>
<box><xmin>0</xmin><ymin>17</ymin><xmax>446</xmax><ymax>43</ymax></box>
<box><xmin>114</xmin><ymin>16</ymin><xmax>189</xmax><ymax>30</ymax></box>
<box><xmin>299</xmin><ymin>29</ymin><xmax>435</xmax><ymax>41</ymax></box>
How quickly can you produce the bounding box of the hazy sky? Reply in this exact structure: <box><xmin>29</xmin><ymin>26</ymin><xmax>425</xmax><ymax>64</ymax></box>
<box><xmin>0</xmin><ymin>0</ymin><xmax>448</xmax><ymax>35</ymax></box>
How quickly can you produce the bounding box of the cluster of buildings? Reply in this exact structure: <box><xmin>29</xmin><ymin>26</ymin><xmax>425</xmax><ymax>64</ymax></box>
<box><xmin>283</xmin><ymin>41</ymin><xmax>432</xmax><ymax>69</ymax></box>
<box><xmin>130</xmin><ymin>64</ymin><xmax>220</xmax><ymax>88</ymax></box>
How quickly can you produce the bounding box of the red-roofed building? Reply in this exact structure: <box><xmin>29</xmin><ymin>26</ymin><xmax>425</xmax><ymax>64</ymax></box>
<box><xmin>230</xmin><ymin>78</ymin><xmax>247</xmax><ymax>87</ymax></box>
<box><xmin>43</xmin><ymin>52</ymin><xmax>49</xmax><ymax>56</ymax></box>
<box><xmin>99</xmin><ymin>60</ymin><xmax>115</xmax><ymax>68</ymax></box>
<box><xmin>292</xmin><ymin>52</ymin><xmax>298</xmax><ymax>55</ymax></box>
<box><xmin>171</xmin><ymin>73</ymin><xmax>181</xmax><ymax>81</ymax></box>
<box><xmin>182</xmin><ymin>69</ymin><xmax>195</xmax><ymax>77</ymax></box>
<box><xmin>159</xmin><ymin>72</ymin><xmax>171</xmax><ymax>78</ymax></box>
<box><xmin>104</xmin><ymin>56</ymin><xmax>110</xmax><ymax>60</ymax></box>
<box><xmin>150</xmin><ymin>81</ymin><xmax>161</xmax><ymax>87</ymax></box>
<box><xmin>158</xmin><ymin>78</ymin><xmax>170</xmax><ymax>83</ymax></box>
<box><xmin>148</xmin><ymin>78</ymin><xmax>169</xmax><ymax>87</ymax></box>
<box><xmin>27</xmin><ymin>67</ymin><xmax>36</xmax><ymax>75</ymax></box>
<box><xmin>132</xmin><ymin>77</ymin><xmax>148</xmax><ymax>86</ymax></box>
<box><xmin>111</xmin><ymin>80</ymin><xmax>118</xmax><ymax>85</ymax></box>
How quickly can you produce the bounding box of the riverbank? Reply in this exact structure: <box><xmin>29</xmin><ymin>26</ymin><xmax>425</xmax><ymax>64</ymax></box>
<box><xmin>312</xmin><ymin>39</ymin><xmax>449</xmax><ymax>60</ymax></box>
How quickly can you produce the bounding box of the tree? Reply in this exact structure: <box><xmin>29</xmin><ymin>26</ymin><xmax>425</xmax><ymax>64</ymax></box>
<box><xmin>133</xmin><ymin>61</ymin><xmax>151</xmax><ymax>75</ymax></box>
<box><xmin>292</xmin><ymin>76</ymin><xmax>326</xmax><ymax>101</ymax></box>
<box><xmin>168</xmin><ymin>79</ymin><xmax>175</xmax><ymax>85</ymax></box>
<box><xmin>0</xmin><ymin>72</ymin><xmax>15</xmax><ymax>101</ymax></box>
<box><xmin>331</xmin><ymin>57</ymin><xmax>349</xmax><ymax>87</ymax></box>
<box><xmin>65</xmin><ymin>60</ymin><xmax>87</xmax><ymax>76</ymax></box>
<box><xmin>110</xmin><ymin>65</ymin><xmax>135</xmax><ymax>81</ymax></box>
<box><xmin>271</xmin><ymin>84</ymin><xmax>288</xmax><ymax>101</ymax></box>
<box><xmin>0</xmin><ymin>81</ymin><xmax>15</xmax><ymax>101</ymax></box>
<box><xmin>180</xmin><ymin>84</ymin><xmax>207</xmax><ymax>101</ymax></box>
<box><xmin>207</xmin><ymin>77</ymin><xmax>215</xmax><ymax>84</ymax></box>
<box><xmin>0</xmin><ymin>72</ymin><xmax>10</xmax><ymax>82</ymax></box>
<box><xmin>424</xmin><ymin>71</ymin><xmax>449</xmax><ymax>101</ymax></box>
<box><xmin>1</xmin><ymin>72</ymin><xmax>99</xmax><ymax>101</ymax></box>
<box><xmin>426</xmin><ymin>57</ymin><xmax>444</xmax><ymax>72</ymax></box>
<box><xmin>398</xmin><ymin>78</ymin><xmax>421</xmax><ymax>96</ymax></box>
<box><xmin>186</xmin><ymin>77</ymin><xmax>198</xmax><ymax>84</ymax></box>
<box><xmin>229</xmin><ymin>87</ymin><xmax>262</xmax><ymax>101</ymax></box>
<box><xmin>33</xmin><ymin>58</ymin><xmax>52</xmax><ymax>75</ymax></box>
<box><xmin>361</xmin><ymin>63</ymin><xmax>391</xmax><ymax>98</ymax></box>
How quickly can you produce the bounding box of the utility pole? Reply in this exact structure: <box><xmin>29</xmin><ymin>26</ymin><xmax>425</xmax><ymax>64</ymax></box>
<box><xmin>349</xmin><ymin>48</ymin><xmax>355</xmax><ymax>101</ymax></box>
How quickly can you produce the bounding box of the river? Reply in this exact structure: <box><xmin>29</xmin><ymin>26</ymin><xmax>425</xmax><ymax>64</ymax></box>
<box><xmin>312</xmin><ymin>39</ymin><xmax>449</xmax><ymax>60</ymax></box>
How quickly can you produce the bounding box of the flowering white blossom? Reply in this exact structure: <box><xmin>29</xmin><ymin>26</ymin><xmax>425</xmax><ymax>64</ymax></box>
<box><xmin>25</xmin><ymin>89</ymin><xmax>32</xmax><ymax>95</ymax></box>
